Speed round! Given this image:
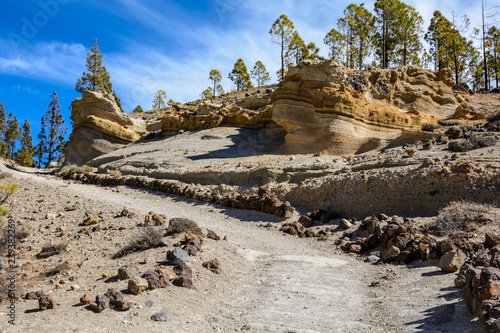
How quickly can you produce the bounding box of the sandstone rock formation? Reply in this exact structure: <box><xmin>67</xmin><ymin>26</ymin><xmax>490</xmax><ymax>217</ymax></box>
<box><xmin>65</xmin><ymin>91</ymin><xmax>146</xmax><ymax>165</ymax></box>
<box><xmin>159</xmin><ymin>87</ymin><xmax>276</xmax><ymax>135</ymax></box>
<box><xmin>272</xmin><ymin>60</ymin><xmax>458</xmax><ymax>155</ymax></box>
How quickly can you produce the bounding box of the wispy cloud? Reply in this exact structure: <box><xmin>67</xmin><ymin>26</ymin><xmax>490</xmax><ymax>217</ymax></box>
<box><xmin>0</xmin><ymin>40</ymin><xmax>86</xmax><ymax>85</ymax></box>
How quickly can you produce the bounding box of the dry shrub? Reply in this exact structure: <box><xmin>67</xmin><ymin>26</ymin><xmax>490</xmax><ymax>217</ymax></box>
<box><xmin>109</xmin><ymin>169</ymin><xmax>122</xmax><ymax>178</ymax></box>
<box><xmin>438</xmin><ymin>119</ymin><xmax>462</xmax><ymax>127</ymax></box>
<box><xmin>36</xmin><ymin>242</ymin><xmax>68</xmax><ymax>259</ymax></box>
<box><xmin>421</xmin><ymin>123</ymin><xmax>440</xmax><ymax>132</ymax></box>
<box><xmin>45</xmin><ymin>262</ymin><xmax>71</xmax><ymax>277</ymax></box>
<box><xmin>167</xmin><ymin>218</ymin><xmax>202</xmax><ymax>236</ymax></box>
<box><xmin>112</xmin><ymin>227</ymin><xmax>164</xmax><ymax>259</ymax></box>
<box><xmin>429</xmin><ymin>201</ymin><xmax>494</xmax><ymax>236</ymax></box>
<box><xmin>487</xmin><ymin>111</ymin><xmax>500</xmax><ymax>123</ymax></box>
<box><xmin>57</xmin><ymin>165</ymin><xmax>93</xmax><ymax>178</ymax></box>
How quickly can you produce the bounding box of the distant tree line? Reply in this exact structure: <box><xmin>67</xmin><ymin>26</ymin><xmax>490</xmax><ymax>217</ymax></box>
<box><xmin>0</xmin><ymin>91</ymin><xmax>67</xmax><ymax>168</ymax></box>
<box><xmin>270</xmin><ymin>1</ymin><xmax>499</xmax><ymax>91</ymax></box>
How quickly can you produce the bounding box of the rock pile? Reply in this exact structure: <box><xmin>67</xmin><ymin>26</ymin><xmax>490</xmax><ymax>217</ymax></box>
<box><xmin>455</xmin><ymin>233</ymin><xmax>500</xmax><ymax>332</ymax></box>
<box><xmin>66</xmin><ymin>173</ymin><xmax>294</xmax><ymax>218</ymax></box>
<box><xmin>338</xmin><ymin>215</ymin><xmax>439</xmax><ymax>263</ymax></box>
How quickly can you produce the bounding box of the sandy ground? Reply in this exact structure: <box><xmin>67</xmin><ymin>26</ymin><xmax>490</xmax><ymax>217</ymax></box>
<box><xmin>0</xmin><ymin>163</ymin><xmax>482</xmax><ymax>333</ymax></box>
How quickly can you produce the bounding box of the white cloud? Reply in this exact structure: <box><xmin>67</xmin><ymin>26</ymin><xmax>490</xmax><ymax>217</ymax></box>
<box><xmin>0</xmin><ymin>40</ymin><xmax>86</xmax><ymax>85</ymax></box>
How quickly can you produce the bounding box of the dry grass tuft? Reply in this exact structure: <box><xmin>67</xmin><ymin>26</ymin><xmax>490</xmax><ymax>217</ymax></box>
<box><xmin>429</xmin><ymin>201</ymin><xmax>495</xmax><ymax>236</ymax></box>
<box><xmin>45</xmin><ymin>262</ymin><xmax>71</xmax><ymax>277</ymax></box>
<box><xmin>167</xmin><ymin>217</ymin><xmax>203</xmax><ymax>236</ymax></box>
<box><xmin>57</xmin><ymin>165</ymin><xmax>93</xmax><ymax>178</ymax></box>
<box><xmin>36</xmin><ymin>242</ymin><xmax>68</xmax><ymax>259</ymax></box>
<box><xmin>112</xmin><ymin>227</ymin><xmax>164</xmax><ymax>259</ymax></box>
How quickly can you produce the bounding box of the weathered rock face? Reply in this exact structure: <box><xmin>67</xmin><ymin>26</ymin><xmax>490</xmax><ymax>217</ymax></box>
<box><xmin>160</xmin><ymin>88</ymin><xmax>276</xmax><ymax>134</ymax></box>
<box><xmin>65</xmin><ymin>91</ymin><xmax>146</xmax><ymax>165</ymax></box>
<box><xmin>272</xmin><ymin>60</ymin><xmax>458</xmax><ymax>155</ymax></box>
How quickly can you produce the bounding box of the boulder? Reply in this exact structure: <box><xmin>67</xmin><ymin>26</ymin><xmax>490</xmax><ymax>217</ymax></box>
<box><xmin>439</xmin><ymin>250</ymin><xmax>466</xmax><ymax>273</ymax></box>
<box><xmin>272</xmin><ymin>60</ymin><xmax>457</xmax><ymax>155</ymax></box>
<box><xmin>151</xmin><ymin>310</ymin><xmax>169</xmax><ymax>322</ymax></box>
<box><xmin>65</xmin><ymin>91</ymin><xmax>145</xmax><ymax>165</ymax></box>
<box><xmin>38</xmin><ymin>294</ymin><xmax>54</xmax><ymax>310</ymax></box>
<box><xmin>166</xmin><ymin>248</ymin><xmax>188</xmax><ymax>266</ymax></box>
<box><xmin>128</xmin><ymin>276</ymin><xmax>149</xmax><ymax>295</ymax></box>
<box><xmin>202</xmin><ymin>258</ymin><xmax>222</xmax><ymax>274</ymax></box>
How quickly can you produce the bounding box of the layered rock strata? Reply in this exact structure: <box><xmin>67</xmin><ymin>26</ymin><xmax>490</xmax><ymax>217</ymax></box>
<box><xmin>272</xmin><ymin>60</ymin><xmax>458</xmax><ymax>155</ymax></box>
<box><xmin>65</xmin><ymin>91</ymin><xmax>146</xmax><ymax>165</ymax></box>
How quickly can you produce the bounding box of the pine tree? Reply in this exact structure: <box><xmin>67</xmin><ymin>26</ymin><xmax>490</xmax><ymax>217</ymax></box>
<box><xmin>76</xmin><ymin>38</ymin><xmax>123</xmax><ymax>111</ymax></box>
<box><xmin>15</xmin><ymin>119</ymin><xmax>35</xmax><ymax>167</ymax></box>
<box><xmin>374</xmin><ymin>0</ymin><xmax>402</xmax><ymax>68</ymax></box>
<box><xmin>152</xmin><ymin>89</ymin><xmax>167</xmax><ymax>109</ymax></box>
<box><xmin>4</xmin><ymin>113</ymin><xmax>19</xmax><ymax>160</ymax></box>
<box><xmin>0</xmin><ymin>103</ymin><xmax>8</xmax><ymax>158</ymax></box>
<box><xmin>200</xmin><ymin>87</ymin><xmax>213</xmax><ymax>99</ymax></box>
<box><xmin>270</xmin><ymin>14</ymin><xmax>295</xmax><ymax>81</ymax></box>
<box><xmin>487</xmin><ymin>26</ymin><xmax>500</xmax><ymax>88</ymax></box>
<box><xmin>393</xmin><ymin>3</ymin><xmax>423</xmax><ymax>66</ymax></box>
<box><xmin>338</xmin><ymin>3</ymin><xmax>375</xmax><ymax>69</ymax></box>
<box><xmin>133</xmin><ymin>105</ymin><xmax>143</xmax><ymax>113</ymax></box>
<box><xmin>228</xmin><ymin>59</ymin><xmax>253</xmax><ymax>91</ymax></box>
<box><xmin>304</xmin><ymin>42</ymin><xmax>321</xmax><ymax>60</ymax></box>
<box><xmin>208</xmin><ymin>69</ymin><xmax>224</xmax><ymax>97</ymax></box>
<box><xmin>288</xmin><ymin>31</ymin><xmax>307</xmax><ymax>64</ymax></box>
<box><xmin>76</xmin><ymin>38</ymin><xmax>112</xmax><ymax>93</ymax></box>
<box><xmin>168</xmin><ymin>99</ymin><xmax>179</xmax><ymax>107</ymax></box>
<box><xmin>425</xmin><ymin>11</ymin><xmax>471</xmax><ymax>84</ymax></box>
<box><xmin>324</xmin><ymin>28</ymin><xmax>347</xmax><ymax>64</ymax></box>
<box><xmin>37</xmin><ymin>91</ymin><xmax>67</xmax><ymax>167</ymax></box>
<box><xmin>251</xmin><ymin>61</ymin><xmax>271</xmax><ymax>87</ymax></box>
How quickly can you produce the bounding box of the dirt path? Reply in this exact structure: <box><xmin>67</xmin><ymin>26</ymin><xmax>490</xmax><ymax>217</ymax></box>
<box><xmin>0</xmin><ymin>167</ymin><xmax>481</xmax><ymax>333</ymax></box>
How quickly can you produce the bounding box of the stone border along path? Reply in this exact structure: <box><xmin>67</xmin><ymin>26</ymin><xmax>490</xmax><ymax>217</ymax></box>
<box><xmin>67</xmin><ymin>172</ymin><xmax>294</xmax><ymax>219</ymax></box>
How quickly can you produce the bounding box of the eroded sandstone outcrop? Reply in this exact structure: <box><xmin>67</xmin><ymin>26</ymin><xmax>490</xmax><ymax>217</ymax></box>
<box><xmin>159</xmin><ymin>88</ymin><xmax>276</xmax><ymax>135</ymax></box>
<box><xmin>65</xmin><ymin>91</ymin><xmax>146</xmax><ymax>165</ymax></box>
<box><xmin>272</xmin><ymin>60</ymin><xmax>458</xmax><ymax>155</ymax></box>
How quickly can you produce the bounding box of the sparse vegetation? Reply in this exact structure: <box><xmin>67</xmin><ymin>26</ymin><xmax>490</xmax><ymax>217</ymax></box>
<box><xmin>109</xmin><ymin>169</ymin><xmax>122</xmax><ymax>178</ymax></box>
<box><xmin>58</xmin><ymin>164</ymin><xmax>93</xmax><ymax>177</ymax></box>
<box><xmin>428</xmin><ymin>201</ymin><xmax>495</xmax><ymax>236</ymax></box>
<box><xmin>421</xmin><ymin>123</ymin><xmax>440</xmax><ymax>132</ymax></box>
<box><xmin>36</xmin><ymin>242</ymin><xmax>68</xmax><ymax>259</ymax></box>
<box><xmin>112</xmin><ymin>227</ymin><xmax>164</xmax><ymax>259</ymax></box>
<box><xmin>438</xmin><ymin>119</ymin><xmax>462</xmax><ymax>127</ymax></box>
<box><xmin>167</xmin><ymin>217</ymin><xmax>203</xmax><ymax>236</ymax></box>
<box><xmin>45</xmin><ymin>262</ymin><xmax>71</xmax><ymax>277</ymax></box>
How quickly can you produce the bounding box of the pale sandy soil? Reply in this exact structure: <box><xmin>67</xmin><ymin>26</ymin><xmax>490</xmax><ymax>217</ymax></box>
<box><xmin>0</xmin><ymin>163</ymin><xmax>482</xmax><ymax>333</ymax></box>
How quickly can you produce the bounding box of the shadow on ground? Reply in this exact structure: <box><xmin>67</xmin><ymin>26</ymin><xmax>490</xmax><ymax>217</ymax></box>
<box><xmin>405</xmin><ymin>287</ymin><xmax>480</xmax><ymax>332</ymax></box>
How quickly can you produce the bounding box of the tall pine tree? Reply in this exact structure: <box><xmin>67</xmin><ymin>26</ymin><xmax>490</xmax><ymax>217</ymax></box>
<box><xmin>251</xmin><ymin>61</ymin><xmax>271</xmax><ymax>87</ymax></box>
<box><xmin>5</xmin><ymin>113</ymin><xmax>19</xmax><ymax>160</ymax></box>
<box><xmin>0</xmin><ymin>103</ymin><xmax>7</xmax><ymax>158</ymax></box>
<box><xmin>76</xmin><ymin>38</ymin><xmax>123</xmax><ymax>111</ymax></box>
<box><xmin>270</xmin><ymin>14</ymin><xmax>295</xmax><ymax>81</ymax></box>
<box><xmin>37</xmin><ymin>91</ymin><xmax>67</xmax><ymax>167</ymax></box>
<box><xmin>228</xmin><ymin>59</ymin><xmax>253</xmax><ymax>91</ymax></box>
<box><xmin>15</xmin><ymin>119</ymin><xmax>35</xmax><ymax>167</ymax></box>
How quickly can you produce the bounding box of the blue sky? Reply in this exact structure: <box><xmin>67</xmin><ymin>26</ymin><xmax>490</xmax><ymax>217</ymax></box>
<box><xmin>0</xmin><ymin>0</ymin><xmax>486</xmax><ymax>142</ymax></box>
